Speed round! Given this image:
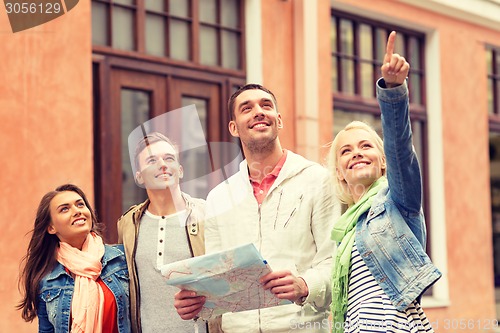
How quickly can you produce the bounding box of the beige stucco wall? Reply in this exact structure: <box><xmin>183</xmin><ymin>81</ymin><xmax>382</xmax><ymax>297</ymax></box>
<box><xmin>0</xmin><ymin>1</ymin><xmax>93</xmax><ymax>331</ymax></box>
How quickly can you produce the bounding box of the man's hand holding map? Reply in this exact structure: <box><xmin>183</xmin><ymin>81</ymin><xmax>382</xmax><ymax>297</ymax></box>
<box><xmin>160</xmin><ymin>243</ymin><xmax>290</xmax><ymax>320</ymax></box>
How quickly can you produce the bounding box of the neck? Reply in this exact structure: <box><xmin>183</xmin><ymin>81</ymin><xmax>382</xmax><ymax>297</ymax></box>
<box><xmin>348</xmin><ymin>178</ymin><xmax>378</xmax><ymax>204</ymax></box>
<box><xmin>146</xmin><ymin>186</ymin><xmax>186</xmax><ymax>216</ymax></box>
<box><xmin>244</xmin><ymin>143</ymin><xmax>284</xmax><ymax>183</ymax></box>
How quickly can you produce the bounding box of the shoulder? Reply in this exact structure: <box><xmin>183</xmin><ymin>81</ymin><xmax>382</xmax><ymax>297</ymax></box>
<box><xmin>102</xmin><ymin>245</ymin><xmax>128</xmax><ymax>271</ymax></box>
<box><xmin>183</xmin><ymin>192</ymin><xmax>206</xmax><ymax>207</ymax></box>
<box><xmin>105</xmin><ymin>243</ymin><xmax>125</xmax><ymax>254</ymax></box>
<box><xmin>117</xmin><ymin>199</ymin><xmax>148</xmax><ymax>223</ymax></box>
<box><xmin>39</xmin><ymin>263</ymin><xmax>68</xmax><ymax>290</ymax></box>
<box><xmin>285</xmin><ymin>151</ymin><xmax>328</xmax><ymax>178</ymax></box>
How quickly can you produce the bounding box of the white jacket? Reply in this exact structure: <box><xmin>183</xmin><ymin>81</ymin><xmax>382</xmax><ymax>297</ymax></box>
<box><xmin>205</xmin><ymin>151</ymin><xmax>340</xmax><ymax>332</ymax></box>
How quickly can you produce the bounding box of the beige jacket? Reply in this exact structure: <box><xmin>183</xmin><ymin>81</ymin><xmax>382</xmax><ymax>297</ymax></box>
<box><xmin>117</xmin><ymin>192</ymin><xmax>207</xmax><ymax>333</ymax></box>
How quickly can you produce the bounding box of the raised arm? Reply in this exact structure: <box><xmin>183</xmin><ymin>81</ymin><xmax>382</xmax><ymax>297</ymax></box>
<box><xmin>377</xmin><ymin>31</ymin><xmax>423</xmax><ymax>219</ymax></box>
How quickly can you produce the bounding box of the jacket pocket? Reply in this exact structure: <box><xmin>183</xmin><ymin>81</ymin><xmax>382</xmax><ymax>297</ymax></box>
<box><xmin>273</xmin><ymin>192</ymin><xmax>304</xmax><ymax>230</ymax></box>
<box><xmin>40</xmin><ymin>288</ymin><xmax>63</xmax><ymax>324</ymax></box>
<box><xmin>114</xmin><ymin>269</ymin><xmax>130</xmax><ymax>297</ymax></box>
<box><xmin>398</xmin><ymin>234</ymin><xmax>425</xmax><ymax>268</ymax></box>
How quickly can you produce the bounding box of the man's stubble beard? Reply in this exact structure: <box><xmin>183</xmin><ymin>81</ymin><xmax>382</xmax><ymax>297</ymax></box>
<box><xmin>244</xmin><ymin>133</ymin><xmax>279</xmax><ymax>155</ymax></box>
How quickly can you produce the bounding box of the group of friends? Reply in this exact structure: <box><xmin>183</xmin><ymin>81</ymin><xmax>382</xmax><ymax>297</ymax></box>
<box><xmin>17</xmin><ymin>32</ymin><xmax>441</xmax><ymax>333</ymax></box>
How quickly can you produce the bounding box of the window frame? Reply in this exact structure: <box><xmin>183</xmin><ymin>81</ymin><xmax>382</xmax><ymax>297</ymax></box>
<box><xmin>331</xmin><ymin>10</ymin><xmax>431</xmax><ymax>253</ymax></box>
<box><xmin>91</xmin><ymin>0</ymin><xmax>246</xmax><ymax>76</ymax></box>
<box><xmin>487</xmin><ymin>45</ymin><xmax>500</xmax><ymax>131</ymax></box>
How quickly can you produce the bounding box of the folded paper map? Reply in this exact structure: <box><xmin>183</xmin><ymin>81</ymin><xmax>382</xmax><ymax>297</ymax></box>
<box><xmin>160</xmin><ymin>243</ymin><xmax>290</xmax><ymax>320</ymax></box>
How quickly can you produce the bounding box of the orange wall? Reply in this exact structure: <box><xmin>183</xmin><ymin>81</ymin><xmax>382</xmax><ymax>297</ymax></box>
<box><xmin>261</xmin><ymin>0</ymin><xmax>296</xmax><ymax>151</ymax></box>
<box><xmin>335</xmin><ymin>0</ymin><xmax>497</xmax><ymax>329</ymax></box>
<box><xmin>261</xmin><ymin>0</ymin><xmax>333</xmax><ymax>163</ymax></box>
<box><xmin>0</xmin><ymin>2</ymin><xmax>92</xmax><ymax>331</ymax></box>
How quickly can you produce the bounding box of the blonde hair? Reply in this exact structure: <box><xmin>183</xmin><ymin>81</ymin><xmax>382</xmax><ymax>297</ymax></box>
<box><xmin>327</xmin><ymin>121</ymin><xmax>386</xmax><ymax>205</ymax></box>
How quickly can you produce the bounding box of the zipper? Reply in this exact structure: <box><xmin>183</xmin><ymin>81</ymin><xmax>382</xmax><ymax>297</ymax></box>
<box><xmin>132</xmin><ymin>208</ymin><xmax>142</xmax><ymax>333</ymax></box>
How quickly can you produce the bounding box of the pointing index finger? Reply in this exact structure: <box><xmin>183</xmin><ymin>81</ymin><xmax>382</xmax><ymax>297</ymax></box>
<box><xmin>384</xmin><ymin>31</ymin><xmax>396</xmax><ymax>64</ymax></box>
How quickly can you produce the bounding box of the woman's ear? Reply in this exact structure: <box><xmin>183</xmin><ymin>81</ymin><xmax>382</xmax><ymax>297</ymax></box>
<box><xmin>47</xmin><ymin>224</ymin><xmax>56</xmax><ymax>235</ymax></box>
<box><xmin>336</xmin><ymin>167</ymin><xmax>345</xmax><ymax>181</ymax></box>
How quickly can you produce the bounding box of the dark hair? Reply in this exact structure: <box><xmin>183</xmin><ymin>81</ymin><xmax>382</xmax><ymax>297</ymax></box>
<box><xmin>17</xmin><ymin>184</ymin><xmax>102</xmax><ymax>322</ymax></box>
<box><xmin>134</xmin><ymin>132</ymin><xmax>178</xmax><ymax>172</ymax></box>
<box><xmin>227</xmin><ymin>83</ymin><xmax>278</xmax><ymax>121</ymax></box>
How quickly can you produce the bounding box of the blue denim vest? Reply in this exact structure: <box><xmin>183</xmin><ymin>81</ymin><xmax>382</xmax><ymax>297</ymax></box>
<box><xmin>354</xmin><ymin>79</ymin><xmax>442</xmax><ymax>311</ymax></box>
<box><xmin>37</xmin><ymin>244</ymin><xmax>131</xmax><ymax>333</ymax></box>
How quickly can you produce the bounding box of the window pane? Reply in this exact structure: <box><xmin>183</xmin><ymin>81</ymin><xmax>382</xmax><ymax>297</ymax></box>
<box><xmin>221</xmin><ymin>0</ymin><xmax>239</xmax><ymax>28</ymax></box>
<box><xmin>200</xmin><ymin>26</ymin><xmax>218</xmax><ymax>66</ymax></box>
<box><xmin>332</xmin><ymin>57</ymin><xmax>338</xmax><ymax>92</ymax></box>
<box><xmin>170</xmin><ymin>19</ymin><xmax>190</xmax><ymax>61</ymax></box>
<box><xmin>394</xmin><ymin>32</ymin><xmax>404</xmax><ymax>56</ymax></box>
<box><xmin>340</xmin><ymin>59</ymin><xmax>354</xmax><ymax>95</ymax></box>
<box><xmin>487</xmin><ymin>50</ymin><xmax>493</xmax><ymax>74</ymax></box>
<box><xmin>169</xmin><ymin>0</ymin><xmax>189</xmax><ymax>17</ymax></box>
<box><xmin>112</xmin><ymin>7</ymin><xmax>135</xmax><ymax>50</ymax></box>
<box><xmin>121</xmin><ymin>89</ymin><xmax>149</xmax><ymax>212</ymax></box>
<box><xmin>340</xmin><ymin>19</ymin><xmax>353</xmax><ymax>55</ymax></box>
<box><xmin>333</xmin><ymin>109</ymin><xmax>382</xmax><ymax>137</ymax></box>
<box><xmin>497</xmin><ymin>81</ymin><xmax>500</xmax><ymax>114</ymax></box>
<box><xmin>409</xmin><ymin>37</ymin><xmax>420</xmax><ymax>70</ymax></box>
<box><xmin>145</xmin><ymin>15</ymin><xmax>166</xmax><ymax>57</ymax></box>
<box><xmin>375</xmin><ymin>28</ymin><xmax>387</xmax><ymax>63</ymax></box>
<box><xmin>496</xmin><ymin>51</ymin><xmax>500</xmax><ymax>75</ymax></box>
<box><xmin>180</xmin><ymin>97</ymin><xmax>209</xmax><ymax>198</ymax></box>
<box><xmin>331</xmin><ymin>16</ymin><xmax>337</xmax><ymax>52</ymax></box>
<box><xmin>145</xmin><ymin>0</ymin><xmax>164</xmax><ymax>12</ymax></box>
<box><xmin>200</xmin><ymin>0</ymin><xmax>216</xmax><ymax>23</ymax></box>
<box><xmin>412</xmin><ymin>120</ymin><xmax>424</xmax><ymax>164</ymax></box>
<box><xmin>92</xmin><ymin>2</ymin><xmax>109</xmax><ymax>46</ymax></box>
<box><xmin>361</xmin><ymin>63</ymin><xmax>374</xmax><ymax>98</ymax></box>
<box><xmin>409</xmin><ymin>73</ymin><xmax>422</xmax><ymax>104</ymax></box>
<box><xmin>222</xmin><ymin>31</ymin><xmax>239</xmax><ymax>69</ymax></box>
<box><xmin>359</xmin><ymin>24</ymin><xmax>372</xmax><ymax>59</ymax></box>
<box><xmin>114</xmin><ymin>0</ymin><xmax>134</xmax><ymax>5</ymax></box>
<box><xmin>490</xmin><ymin>133</ymin><xmax>500</xmax><ymax>288</ymax></box>
<box><xmin>489</xmin><ymin>79</ymin><xmax>494</xmax><ymax>115</ymax></box>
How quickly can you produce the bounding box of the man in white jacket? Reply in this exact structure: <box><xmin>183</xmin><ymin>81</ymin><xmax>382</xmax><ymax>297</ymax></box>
<box><xmin>175</xmin><ymin>84</ymin><xmax>339</xmax><ymax>332</ymax></box>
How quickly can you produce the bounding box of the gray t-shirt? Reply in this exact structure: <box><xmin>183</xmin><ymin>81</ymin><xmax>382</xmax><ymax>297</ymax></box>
<box><xmin>136</xmin><ymin>210</ymin><xmax>207</xmax><ymax>333</ymax></box>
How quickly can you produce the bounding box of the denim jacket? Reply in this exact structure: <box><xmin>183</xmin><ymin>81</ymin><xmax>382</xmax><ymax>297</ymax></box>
<box><xmin>355</xmin><ymin>79</ymin><xmax>442</xmax><ymax>311</ymax></box>
<box><xmin>37</xmin><ymin>244</ymin><xmax>131</xmax><ymax>333</ymax></box>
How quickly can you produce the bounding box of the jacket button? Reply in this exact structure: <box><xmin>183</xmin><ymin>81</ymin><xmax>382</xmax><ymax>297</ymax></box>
<box><xmin>191</xmin><ymin>229</ymin><xmax>196</xmax><ymax>233</ymax></box>
<box><xmin>191</xmin><ymin>223</ymin><xmax>196</xmax><ymax>227</ymax></box>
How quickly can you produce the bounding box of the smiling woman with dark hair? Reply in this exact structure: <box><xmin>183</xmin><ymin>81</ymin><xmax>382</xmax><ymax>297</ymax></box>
<box><xmin>18</xmin><ymin>184</ymin><xmax>130</xmax><ymax>333</ymax></box>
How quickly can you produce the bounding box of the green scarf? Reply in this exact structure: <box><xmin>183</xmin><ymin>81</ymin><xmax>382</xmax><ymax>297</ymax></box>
<box><xmin>330</xmin><ymin>176</ymin><xmax>388</xmax><ymax>333</ymax></box>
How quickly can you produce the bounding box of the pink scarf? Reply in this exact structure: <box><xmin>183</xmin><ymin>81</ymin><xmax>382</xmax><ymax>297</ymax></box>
<box><xmin>57</xmin><ymin>233</ymin><xmax>105</xmax><ymax>333</ymax></box>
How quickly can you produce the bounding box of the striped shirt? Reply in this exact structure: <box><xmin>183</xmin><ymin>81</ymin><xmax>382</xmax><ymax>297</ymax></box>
<box><xmin>345</xmin><ymin>243</ymin><xmax>434</xmax><ymax>333</ymax></box>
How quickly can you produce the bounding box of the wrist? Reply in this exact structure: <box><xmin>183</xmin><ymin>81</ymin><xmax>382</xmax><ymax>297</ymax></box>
<box><xmin>294</xmin><ymin>277</ymin><xmax>309</xmax><ymax>305</ymax></box>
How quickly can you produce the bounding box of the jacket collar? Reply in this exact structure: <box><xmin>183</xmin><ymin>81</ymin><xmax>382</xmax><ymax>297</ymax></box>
<box><xmin>239</xmin><ymin>150</ymin><xmax>316</xmax><ymax>193</ymax></box>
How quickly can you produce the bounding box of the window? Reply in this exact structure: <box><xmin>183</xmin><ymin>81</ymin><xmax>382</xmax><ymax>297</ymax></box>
<box><xmin>331</xmin><ymin>11</ymin><xmax>430</xmax><ymax>249</ymax></box>
<box><xmin>91</xmin><ymin>0</ymin><xmax>245</xmax><ymax>242</ymax></box>
<box><xmin>92</xmin><ymin>0</ymin><xmax>243</xmax><ymax>71</ymax></box>
<box><xmin>488</xmin><ymin>45</ymin><xmax>500</xmax><ymax>319</ymax></box>
<box><xmin>487</xmin><ymin>46</ymin><xmax>500</xmax><ymax>127</ymax></box>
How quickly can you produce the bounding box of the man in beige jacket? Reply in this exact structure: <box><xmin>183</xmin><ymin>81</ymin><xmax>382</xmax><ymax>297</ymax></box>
<box><xmin>117</xmin><ymin>132</ymin><xmax>207</xmax><ymax>333</ymax></box>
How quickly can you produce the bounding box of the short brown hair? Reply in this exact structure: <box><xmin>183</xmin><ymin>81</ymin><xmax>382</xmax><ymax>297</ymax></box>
<box><xmin>227</xmin><ymin>83</ymin><xmax>278</xmax><ymax>121</ymax></box>
<box><xmin>134</xmin><ymin>132</ymin><xmax>178</xmax><ymax>172</ymax></box>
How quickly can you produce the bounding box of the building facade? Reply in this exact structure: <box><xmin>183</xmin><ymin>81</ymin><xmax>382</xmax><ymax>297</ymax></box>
<box><xmin>1</xmin><ymin>0</ymin><xmax>498</xmax><ymax>331</ymax></box>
